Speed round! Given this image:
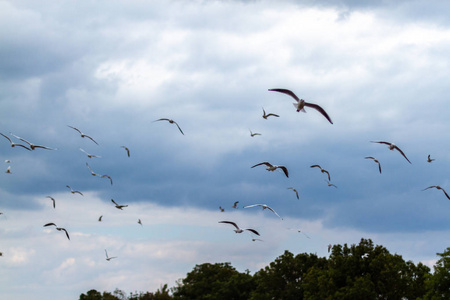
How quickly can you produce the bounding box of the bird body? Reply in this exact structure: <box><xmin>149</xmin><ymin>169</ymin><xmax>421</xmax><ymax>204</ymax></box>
<box><xmin>252</xmin><ymin>162</ymin><xmax>289</xmax><ymax>178</ymax></box>
<box><xmin>268</xmin><ymin>89</ymin><xmax>333</xmax><ymax>124</ymax></box>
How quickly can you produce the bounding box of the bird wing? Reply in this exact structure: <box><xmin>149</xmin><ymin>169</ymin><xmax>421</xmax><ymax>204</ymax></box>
<box><xmin>85</xmin><ymin>135</ymin><xmax>99</xmax><ymax>145</ymax></box>
<box><xmin>267</xmin><ymin>113</ymin><xmax>280</xmax><ymax>117</ymax></box>
<box><xmin>75</xmin><ymin>191</ymin><xmax>84</xmax><ymax>196</ymax></box>
<box><xmin>111</xmin><ymin>199</ymin><xmax>119</xmax><ymax>206</ymax></box>
<box><xmin>371</xmin><ymin>141</ymin><xmax>391</xmax><ymax>146</ymax></box>
<box><xmin>245</xmin><ymin>228</ymin><xmax>260</xmax><ymax>236</ymax></box>
<box><xmin>268</xmin><ymin>88</ymin><xmax>300</xmax><ymax>102</ymax></box>
<box><xmin>277</xmin><ymin>166</ymin><xmax>289</xmax><ymax>178</ymax></box>
<box><xmin>219</xmin><ymin>221</ymin><xmax>240</xmax><ymax>230</ymax></box>
<box><xmin>101</xmin><ymin>175</ymin><xmax>113</xmax><ymax>185</ymax></box>
<box><xmin>0</xmin><ymin>133</ymin><xmax>12</xmax><ymax>143</ymax></box>
<box><xmin>60</xmin><ymin>228</ymin><xmax>70</xmax><ymax>240</ymax></box>
<box><xmin>121</xmin><ymin>146</ymin><xmax>130</xmax><ymax>157</ymax></box>
<box><xmin>98</xmin><ymin>215</ymin><xmax>103</xmax><ymax>221</ymax></box>
<box><xmin>44</xmin><ymin>222</ymin><xmax>56</xmax><ymax>227</ymax></box>
<box><xmin>67</xmin><ymin>125</ymin><xmax>82</xmax><ymax>134</ymax></box>
<box><xmin>310</xmin><ymin>165</ymin><xmax>321</xmax><ymax>169</ymax></box>
<box><xmin>251</xmin><ymin>162</ymin><xmax>272</xmax><ymax>168</ymax></box>
<box><xmin>441</xmin><ymin>188</ymin><xmax>450</xmax><ymax>200</ymax></box>
<box><xmin>323</xmin><ymin>169</ymin><xmax>331</xmax><ymax>181</ymax></box>
<box><xmin>173</xmin><ymin>122</ymin><xmax>184</xmax><ymax>135</ymax></box>
<box><xmin>304</xmin><ymin>102</ymin><xmax>333</xmax><ymax>124</ymax></box>
<box><xmin>377</xmin><ymin>162</ymin><xmax>382</xmax><ymax>174</ymax></box>
<box><xmin>265</xmin><ymin>206</ymin><xmax>283</xmax><ymax>219</ymax></box>
<box><xmin>422</xmin><ymin>186</ymin><xmax>437</xmax><ymax>191</ymax></box>
<box><xmin>365</xmin><ymin>156</ymin><xmax>375</xmax><ymax>160</ymax></box>
<box><xmin>243</xmin><ymin>204</ymin><xmax>262</xmax><ymax>209</ymax></box>
<box><xmin>393</xmin><ymin>145</ymin><xmax>412</xmax><ymax>164</ymax></box>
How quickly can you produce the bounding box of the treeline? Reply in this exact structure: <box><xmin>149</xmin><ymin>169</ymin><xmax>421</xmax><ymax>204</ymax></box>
<box><xmin>80</xmin><ymin>238</ymin><xmax>450</xmax><ymax>300</ymax></box>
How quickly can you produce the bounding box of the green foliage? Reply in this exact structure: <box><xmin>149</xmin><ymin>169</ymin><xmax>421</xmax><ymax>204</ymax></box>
<box><xmin>420</xmin><ymin>247</ymin><xmax>450</xmax><ymax>300</ymax></box>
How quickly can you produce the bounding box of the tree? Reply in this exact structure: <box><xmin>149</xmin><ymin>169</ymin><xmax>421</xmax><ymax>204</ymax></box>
<box><xmin>420</xmin><ymin>247</ymin><xmax>450</xmax><ymax>300</ymax></box>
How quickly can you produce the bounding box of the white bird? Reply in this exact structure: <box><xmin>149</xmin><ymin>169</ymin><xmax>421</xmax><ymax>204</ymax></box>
<box><xmin>218</xmin><ymin>221</ymin><xmax>260</xmax><ymax>236</ymax></box>
<box><xmin>80</xmin><ymin>148</ymin><xmax>101</xmax><ymax>159</ymax></box>
<box><xmin>105</xmin><ymin>249</ymin><xmax>117</xmax><ymax>261</ymax></box>
<box><xmin>262</xmin><ymin>107</ymin><xmax>279</xmax><ymax>119</ymax></box>
<box><xmin>365</xmin><ymin>156</ymin><xmax>382</xmax><ymax>174</ymax></box>
<box><xmin>10</xmin><ymin>133</ymin><xmax>56</xmax><ymax>150</ymax></box>
<box><xmin>370</xmin><ymin>141</ymin><xmax>411</xmax><ymax>164</ymax></box>
<box><xmin>244</xmin><ymin>204</ymin><xmax>283</xmax><ymax>220</ymax></box>
<box><xmin>427</xmin><ymin>154</ymin><xmax>435</xmax><ymax>163</ymax></box>
<box><xmin>121</xmin><ymin>146</ymin><xmax>130</xmax><ymax>157</ymax></box>
<box><xmin>68</xmin><ymin>126</ymin><xmax>99</xmax><ymax>145</ymax></box>
<box><xmin>422</xmin><ymin>185</ymin><xmax>450</xmax><ymax>200</ymax></box>
<box><xmin>287</xmin><ymin>187</ymin><xmax>299</xmax><ymax>199</ymax></box>
<box><xmin>268</xmin><ymin>89</ymin><xmax>333</xmax><ymax>124</ymax></box>
<box><xmin>310</xmin><ymin>165</ymin><xmax>331</xmax><ymax>181</ymax></box>
<box><xmin>86</xmin><ymin>162</ymin><xmax>100</xmax><ymax>177</ymax></box>
<box><xmin>46</xmin><ymin>196</ymin><xmax>56</xmax><ymax>208</ymax></box>
<box><xmin>251</xmin><ymin>162</ymin><xmax>289</xmax><ymax>178</ymax></box>
<box><xmin>66</xmin><ymin>185</ymin><xmax>83</xmax><ymax>196</ymax></box>
<box><xmin>153</xmin><ymin>118</ymin><xmax>184</xmax><ymax>135</ymax></box>
<box><xmin>5</xmin><ymin>160</ymin><xmax>10</xmax><ymax>163</ymax></box>
<box><xmin>111</xmin><ymin>199</ymin><xmax>128</xmax><ymax>210</ymax></box>
<box><xmin>0</xmin><ymin>133</ymin><xmax>31</xmax><ymax>150</ymax></box>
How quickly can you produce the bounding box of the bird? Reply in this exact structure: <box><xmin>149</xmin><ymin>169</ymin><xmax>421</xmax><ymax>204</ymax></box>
<box><xmin>105</xmin><ymin>249</ymin><xmax>117</xmax><ymax>261</ymax></box>
<box><xmin>111</xmin><ymin>199</ymin><xmax>128</xmax><ymax>210</ymax></box>
<box><xmin>249</xmin><ymin>129</ymin><xmax>261</xmax><ymax>137</ymax></box>
<box><xmin>365</xmin><ymin>156</ymin><xmax>382</xmax><ymax>174</ymax></box>
<box><xmin>67</xmin><ymin>126</ymin><xmax>99</xmax><ymax>145</ymax></box>
<box><xmin>328</xmin><ymin>244</ymin><xmax>332</xmax><ymax>253</ymax></box>
<box><xmin>244</xmin><ymin>204</ymin><xmax>283</xmax><ymax>220</ymax></box>
<box><xmin>219</xmin><ymin>221</ymin><xmax>260</xmax><ymax>236</ymax></box>
<box><xmin>5</xmin><ymin>160</ymin><xmax>10</xmax><ymax>163</ymax></box>
<box><xmin>46</xmin><ymin>196</ymin><xmax>56</xmax><ymax>208</ymax></box>
<box><xmin>138</xmin><ymin>219</ymin><xmax>142</xmax><ymax>226</ymax></box>
<box><xmin>268</xmin><ymin>88</ymin><xmax>333</xmax><ymax>124</ymax></box>
<box><xmin>0</xmin><ymin>133</ymin><xmax>31</xmax><ymax>150</ymax></box>
<box><xmin>79</xmin><ymin>148</ymin><xmax>101</xmax><ymax>159</ymax></box>
<box><xmin>252</xmin><ymin>238</ymin><xmax>263</xmax><ymax>242</ymax></box>
<box><xmin>325</xmin><ymin>180</ymin><xmax>338</xmax><ymax>188</ymax></box>
<box><xmin>43</xmin><ymin>223</ymin><xmax>70</xmax><ymax>240</ymax></box>
<box><xmin>427</xmin><ymin>155</ymin><xmax>435</xmax><ymax>163</ymax></box>
<box><xmin>422</xmin><ymin>186</ymin><xmax>450</xmax><ymax>200</ymax></box>
<box><xmin>219</xmin><ymin>206</ymin><xmax>225</xmax><ymax>212</ymax></box>
<box><xmin>251</xmin><ymin>162</ymin><xmax>289</xmax><ymax>178</ymax></box>
<box><xmin>98</xmin><ymin>215</ymin><xmax>103</xmax><ymax>222</ymax></box>
<box><xmin>262</xmin><ymin>107</ymin><xmax>279</xmax><ymax>119</ymax></box>
<box><xmin>232</xmin><ymin>201</ymin><xmax>239</xmax><ymax>209</ymax></box>
<box><xmin>86</xmin><ymin>162</ymin><xmax>100</xmax><ymax>177</ymax></box>
<box><xmin>121</xmin><ymin>146</ymin><xmax>130</xmax><ymax>157</ymax></box>
<box><xmin>101</xmin><ymin>174</ymin><xmax>113</xmax><ymax>185</ymax></box>
<box><xmin>370</xmin><ymin>141</ymin><xmax>411</xmax><ymax>164</ymax></box>
<box><xmin>287</xmin><ymin>187</ymin><xmax>299</xmax><ymax>199</ymax></box>
<box><xmin>153</xmin><ymin>118</ymin><xmax>184</xmax><ymax>135</ymax></box>
<box><xmin>5</xmin><ymin>166</ymin><xmax>11</xmax><ymax>174</ymax></box>
<box><xmin>66</xmin><ymin>185</ymin><xmax>83</xmax><ymax>196</ymax></box>
<box><xmin>310</xmin><ymin>165</ymin><xmax>331</xmax><ymax>181</ymax></box>
<box><xmin>9</xmin><ymin>133</ymin><xmax>56</xmax><ymax>150</ymax></box>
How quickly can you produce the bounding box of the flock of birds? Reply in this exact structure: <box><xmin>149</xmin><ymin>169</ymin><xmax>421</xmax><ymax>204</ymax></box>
<box><xmin>1</xmin><ymin>88</ymin><xmax>448</xmax><ymax>260</ymax></box>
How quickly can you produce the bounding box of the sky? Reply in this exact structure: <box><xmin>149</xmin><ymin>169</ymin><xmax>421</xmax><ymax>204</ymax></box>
<box><xmin>2</xmin><ymin>0</ymin><xmax>450</xmax><ymax>298</ymax></box>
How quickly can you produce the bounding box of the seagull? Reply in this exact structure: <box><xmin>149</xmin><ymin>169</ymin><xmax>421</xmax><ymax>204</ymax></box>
<box><xmin>111</xmin><ymin>199</ymin><xmax>128</xmax><ymax>210</ymax></box>
<box><xmin>153</xmin><ymin>118</ymin><xmax>184</xmax><ymax>135</ymax></box>
<box><xmin>0</xmin><ymin>133</ymin><xmax>31</xmax><ymax>150</ymax></box>
<box><xmin>67</xmin><ymin>126</ymin><xmax>99</xmax><ymax>145</ymax></box>
<box><xmin>287</xmin><ymin>187</ymin><xmax>299</xmax><ymax>199</ymax></box>
<box><xmin>219</xmin><ymin>206</ymin><xmax>225</xmax><ymax>212</ymax></box>
<box><xmin>232</xmin><ymin>201</ymin><xmax>239</xmax><ymax>209</ymax></box>
<box><xmin>5</xmin><ymin>160</ymin><xmax>10</xmax><ymax>163</ymax></box>
<box><xmin>105</xmin><ymin>249</ymin><xmax>117</xmax><ymax>261</ymax></box>
<box><xmin>325</xmin><ymin>180</ymin><xmax>338</xmax><ymax>188</ymax></box>
<box><xmin>5</xmin><ymin>166</ymin><xmax>11</xmax><ymax>174</ymax></box>
<box><xmin>66</xmin><ymin>185</ymin><xmax>83</xmax><ymax>196</ymax></box>
<box><xmin>370</xmin><ymin>141</ymin><xmax>411</xmax><ymax>164</ymax></box>
<box><xmin>252</xmin><ymin>238</ymin><xmax>264</xmax><ymax>242</ymax></box>
<box><xmin>98</xmin><ymin>215</ymin><xmax>103</xmax><ymax>222</ymax></box>
<box><xmin>310</xmin><ymin>165</ymin><xmax>331</xmax><ymax>181</ymax></box>
<box><xmin>86</xmin><ymin>162</ymin><xmax>100</xmax><ymax>177</ymax></box>
<box><xmin>328</xmin><ymin>244</ymin><xmax>332</xmax><ymax>253</ymax></box>
<box><xmin>427</xmin><ymin>155</ymin><xmax>435</xmax><ymax>163</ymax></box>
<box><xmin>268</xmin><ymin>88</ymin><xmax>333</xmax><ymax>124</ymax></box>
<box><xmin>138</xmin><ymin>219</ymin><xmax>142</xmax><ymax>226</ymax></box>
<box><xmin>244</xmin><ymin>204</ymin><xmax>283</xmax><ymax>220</ymax></box>
<box><xmin>101</xmin><ymin>174</ymin><xmax>113</xmax><ymax>185</ymax></box>
<box><xmin>252</xmin><ymin>162</ymin><xmax>289</xmax><ymax>178</ymax></box>
<box><xmin>10</xmin><ymin>133</ymin><xmax>56</xmax><ymax>150</ymax></box>
<box><xmin>422</xmin><ymin>186</ymin><xmax>450</xmax><ymax>200</ymax></box>
<box><xmin>219</xmin><ymin>221</ymin><xmax>260</xmax><ymax>236</ymax></box>
<box><xmin>80</xmin><ymin>148</ymin><xmax>101</xmax><ymax>159</ymax></box>
<box><xmin>121</xmin><ymin>146</ymin><xmax>130</xmax><ymax>157</ymax></box>
<box><xmin>365</xmin><ymin>156</ymin><xmax>382</xmax><ymax>174</ymax></box>
<box><xmin>262</xmin><ymin>107</ymin><xmax>279</xmax><ymax>119</ymax></box>
<box><xmin>249</xmin><ymin>129</ymin><xmax>261</xmax><ymax>137</ymax></box>
<box><xmin>43</xmin><ymin>223</ymin><xmax>70</xmax><ymax>240</ymax></box>
<box><xmin>46</xmin><ymin>196</ymin><xmax>56</xmax><ymax>208</ymax></box>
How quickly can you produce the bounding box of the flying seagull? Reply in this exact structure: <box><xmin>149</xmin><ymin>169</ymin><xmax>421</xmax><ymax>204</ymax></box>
<box><xmin>328</xmin><ymin>244</ymin><xmax>332</xmax><ymax>253</ymax></box>
<box><xmin>218</xmin><ymin>221</ymin><xmax>260</xmax><ymax>236</ymax></box>
<box><xmin>287</xmin><ymin>187</ymin><xmax>299</xmax><ymax>199</ymax></box>
<box><xmin>101</xmin><ymin>174</ymin><xmax>113</xmax><ymax>185</ymax></box>
<box><xmin>105</xmin><ymin>249</ymin><xmax>117</xmax><ymax>261</ymax></box>
<box><xmin>232</xmin><ymin>201</ymin><xmax>239</xmax><ymax>209</ymax></box>
<box><xmin>138</xmin><ymin>219</ymin><xmax>142</xmax><ymax>226</ymax></box>
<box><xmin>262</xmin><ymin>107</ymin><xmax>279</xmax><ymax>119</ymax></box>
<box><xmin>10</xmin><ymin>133</ymin><xmax>57</xmax><ymax>150</ymax></box>
<box><xmin>86</xmin><ymin>162</ymin><xmax>100</xmax><ymax>177</ymax></box>
<box><xmin>98</xmin><ymin>215</ymin><xmax>103</xmax><ymax>222</ymax></box>
<box><xmin>121</xmin><ymin>146</ymin><xmax>130</xmax><ymax>157</ymax></box>
<box><xmin>310</xmin><ymin>165</ymin><xmax>331</xmax><ymax>181</ymax></box>
<box><xmin>66</xmin><ymin>185</ymin><xmax>83</xmax><ymax>196</ymax></box>
<box><xmin>153</xmin><ymin>118</ymin><xmax>184</xmax><ymax>135</ymax></box>
<box><xmin>370</xmin><ymin>141</ymin><xmax>411</xmax><ymax>164</ymax></box>
<box><xmin>80</xmin><ymin>148</ymin><xmax>101</xmax><ymax>159</ymax></box>
<box><xmin>43</xmin><ymin>223</ymin><xmax>70</xmax><ymax>240</ymax></box>
<box><xmin>427</xmin><ymin>155</ymin><xmax>435</xmax><ymax>163</ymax></box>
<box><xmin>325</xmin><ymin>180</ymin><xmax>338</xmax><ymax>188</ymax></box>
<box><xmin>111</xmin><ymin>199</ymin><xmax>128</xmax><ymax>210</ymax></box>
<box><xmin>5</xmin><ymin>166</ymin><xmax>11</xmax><ymax>174</ymax></box>
<box><xmin>249</xmin><ymin>129</ymin><xmax>261</xmax><ymax>137</ymax></box>
<box><xmin>244</xmin><ymin>204</ymin><xmax>283</xmax><ymax>220</ymax></box>
<box><xmin>0</xmin><ymin>133</ymin><xmax>31</xmax><ymax>150</ymax></box>
<box><xmin>46</xmin><ymin>196</ymin><xmax>56</xmax><ymax>208</ymax></box>
<box><xmin>67</xmin><ymin>126</ymin><xmax>99</xmax><ymax>145</ymax></box>
<box><xmin>252</xmin><ymin>162</ymin><xmax>289</xmax><ymax>178</ymax></box>
<box><xmin>219</xmin><ymin>206</ymin><xmax>225</xmax><ymax>212</ymax></box>
<box><xmin>422</xmin><ymin>185</ymin><xmax>450</xmax><ymax>200</ymax></box>
<box><xmin>365</xmin><ymin>156</ymin><xmax>382</xmax><ymax>174</ymax></box>
<box><xmin>268</xmin><ymin>88</ymin><xmax>333</xmax><ymax>124</ymax></box>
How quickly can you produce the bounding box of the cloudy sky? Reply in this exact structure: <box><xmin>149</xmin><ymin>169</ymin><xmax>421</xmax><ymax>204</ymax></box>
<box><xmin>2</xmin><ymin>0</ymin><xmax>450</xmax><ymax>298</ymax></box>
